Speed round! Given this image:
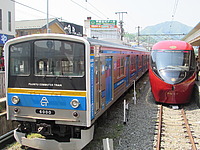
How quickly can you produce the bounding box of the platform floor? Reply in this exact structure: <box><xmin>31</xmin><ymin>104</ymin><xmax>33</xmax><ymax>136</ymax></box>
<box><xmin>0</xmin><ymin>97</ymin><xmax>6</xmax><ymax>103</ymax></box>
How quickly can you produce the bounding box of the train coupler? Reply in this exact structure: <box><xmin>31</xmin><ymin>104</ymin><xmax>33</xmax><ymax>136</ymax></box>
<box><xmin>36</xmin><ymin>123</ymin><xmax>52</xmax><ymax>136</ymax></box>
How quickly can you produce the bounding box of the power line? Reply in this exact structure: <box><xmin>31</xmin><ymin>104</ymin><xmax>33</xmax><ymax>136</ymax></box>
<box><xmin>11</xmin><ymin>0</ymin><xmax>57</xmax><ymax>18</ymax></box>
<box><xmin>12</xmin><ymin>0</ymin><xmax>105</xmax><ymax>21</ymax></box>
<box><xmin>70</xmin><ymin>0</ymin><xmax>103</xmax><ymax>19</ymax></box>
<box><xmin>86</xmin><ymin>1</ymin><xmax>109</xmax><ymax>19</ymax></box>
<box><xmin>169</xmin><ymin>0</ymin><xmax>179</xmax><ymax>33</ymax></box>
<box><xmin>172</xmin><ymin>0</ymin><xmax>179</xmax><ymax>18</ymax></box>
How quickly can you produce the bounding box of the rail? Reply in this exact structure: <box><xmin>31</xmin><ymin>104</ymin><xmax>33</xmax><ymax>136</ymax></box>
<box><xmin>181</xmin><ymin>109</ymin><xmax>197</xmax><ymax>150</ymax></box>
<box><xmin>156</xmin><ymin>105</ymin><xmax>162</xmax><ymax>150</ymax></box>
<box><xmin>0</xmin><ymin>130</ymin><xmax>14</xmax><ymax>144</ymax></box>
<box><xmin>156</xmin><ymin>105</ymin><xmax>197</xmax><ymax>150</ymax></box>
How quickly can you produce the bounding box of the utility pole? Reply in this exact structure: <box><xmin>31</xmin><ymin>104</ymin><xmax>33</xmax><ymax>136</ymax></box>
<box><xmin>136</xmin><ymin>26</ymin><xmax>141</xmax><ymax>46</ymax></box>
<box><xmin>115</xmin><ymin>12</ymin><xmax>127</xmax><ymax>41</ymax></box>
<box><xmin>46</xmin><ymin>0</ymin><xmax>50</xmax><ymax>33</ymax></box>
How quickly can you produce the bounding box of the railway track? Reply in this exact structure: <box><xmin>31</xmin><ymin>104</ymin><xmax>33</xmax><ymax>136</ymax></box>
<box><xmin>155</xmin><ymin>105</ymin><xmax>200</xmax><ymax>150</ymax></box>
<box><xmin>0</xmin><ymin>130</ymin><xmax>15</xmax><ymax>149</ymax></box>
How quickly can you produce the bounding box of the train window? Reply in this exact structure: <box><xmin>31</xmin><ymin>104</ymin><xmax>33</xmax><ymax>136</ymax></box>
<box><xmin>190</xmin><ymin>51</ymin><xmax>196</xmax><ymax>70</ymax></box>
<box><xmin>139</xmin><ymin>55</ymin><xmax>142</xmax><ymax>67</ymax></box>
<box><xmin>151</xmin><ymin>50</ymin><xmax>195</xmax><ymax>84</ymax></box>
<box><xmin>116</xmin><ymin>58</ymin><xmax>119</xmax><ymax>77</ymax></box>
<box><xmin>34</xmin><ymin>40</ymin><xmax>85</xmax><ymax>77</ymax></box>
<box><xmin>9</xmin><ymin>42</ymin><xmax>31</xmax><ymax>76</ymax></box>
<box><xmin>120</xmin><ymin>57</ymin><xmax>124</xmax><ymax>76</ymax></box>
<box><xmin>130</xmin><ymin>56</ymin><xmax>133</xmax><ymax>71</ymax></box>
<box><xmin>117</xmin><ymin>57</ymin><xmax>124</xmax><ymax>78</ymax></box>
<box><xmin>151</xmin><ymin>50</ymin><xmax>191</xmax><ymax>71</ymax></box>
<box><xmin>131</xmin><ymin>56</ymin><xmax>136</xmax><ymax>71</ymax></box>
<box><xmin>117</xmin><ymin>57</ymin><xmax>125</xmax><ymax>78</ymax></box>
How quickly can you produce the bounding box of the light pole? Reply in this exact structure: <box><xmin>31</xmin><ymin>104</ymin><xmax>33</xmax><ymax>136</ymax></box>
<box><xmin>47</xmin><ymin>0</ymin><xmax>50</xmax><ymax>33</ymax></box>
<box><xmin>115</xmin><ymin>12</ymin><xmax>127</xmax><ymax>41</ymax></box>
<box><xmin>136</xmin><ymin>26</ymin><xmax>141</xmax><ymax>46</ymax></box>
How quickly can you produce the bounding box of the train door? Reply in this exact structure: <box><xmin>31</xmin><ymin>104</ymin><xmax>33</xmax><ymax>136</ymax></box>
<box><xmin>105</xmin><ymin>57</ymin><xmax>112</xmax><ymax>104</ymax></box>
<box><xmin>126</xmin><ymin>56</ymin><xmax>130</xmax><ymax>87</ymax></box>
<box><xmin>94</xmin><ymin>58</ymin><xmax>101</xmax><ymax>114</ymax></box>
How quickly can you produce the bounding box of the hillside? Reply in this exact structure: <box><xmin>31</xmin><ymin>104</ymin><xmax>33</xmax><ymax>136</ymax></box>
<box><xmin>140</xmin><ymin>21</ymin><xmax>192</xmax><ymax>35</ymax></box>
<box><xmin>125</xmin><ymin>21</ymin><xmax>193</xmax><ymax>47</ymax></box>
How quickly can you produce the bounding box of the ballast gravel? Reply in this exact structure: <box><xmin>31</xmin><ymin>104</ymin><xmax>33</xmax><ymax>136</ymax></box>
<box><xmin>83</xmin><ymin>73</ymin><xmax>158</xmax><ymax>150</ymax></box>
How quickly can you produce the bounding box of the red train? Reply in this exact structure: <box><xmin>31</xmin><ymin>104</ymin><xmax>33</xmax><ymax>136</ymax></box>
<box><xmin>149</xmin><ymin>40</ymin><xmax>196</xmax><ymax>104</ymax></box>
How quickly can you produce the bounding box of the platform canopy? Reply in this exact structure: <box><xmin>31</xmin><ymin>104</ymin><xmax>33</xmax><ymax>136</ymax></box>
<box><xmin>182</xmin><ymin>22</ymin><xmax>200</xmax><ymax>46</ymax></box>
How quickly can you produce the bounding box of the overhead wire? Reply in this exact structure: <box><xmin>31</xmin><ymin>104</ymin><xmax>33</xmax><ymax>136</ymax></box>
<box><xmin>86</xmin><ymin>1</ymin><xmax>109</xmax><ymax>19</ymax></box>
<box><xmin>12</xmin><ymin>0</ymin><xmax>107</xmax><ymax>21</ymax></box>
<box><xmin>169</xmin><ymin>0</ymin><xmax>179</xmax><ymax>33</ymax></box>
<box><xmin>70</xmin><ymin>0</ymin><xmax>104</xmax><ymax>19</ymax></box>
<box><xmin>12</xmin><ymin>0</ymin><xmax>134</xmax><ymax>36</ymax></box>
<box><xmin>172</xmin><ymin>0</ymin><xmax>179</xmax><ymax>20</ymax></box>
<box><xmin>10</xmin><ymin>0</ymin><xmax>57</xmax><ymax>18</ymax></box>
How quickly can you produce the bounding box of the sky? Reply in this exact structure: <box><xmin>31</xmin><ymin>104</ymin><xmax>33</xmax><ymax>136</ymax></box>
<box><xmin>14</xmin><ymin>0</ymin><xmax>200</xmax><ymax>33</ymax></box>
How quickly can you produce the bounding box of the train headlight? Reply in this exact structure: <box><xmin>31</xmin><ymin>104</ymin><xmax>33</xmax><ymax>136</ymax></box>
<box><xmin>171</xmin><ymin>78</ymin><xmax>176</xmax><ymax>82</ymax></box>
<box><xmin>11</xmin><ymin>96</ymin><xmax>20</xmax><ymax>104</ymax></box>
<box><xmin>70</xmin><ymin>99</ymin><xmax>80</xmax><ymax>108</ymax></box>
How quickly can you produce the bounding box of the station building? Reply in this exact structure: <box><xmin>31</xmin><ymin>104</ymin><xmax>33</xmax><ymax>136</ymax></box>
<box><xmin>16</xmin><ymin>18</ymin><xmax>83</xmax><ymax>37</ymax></box>
<box><xmin>182</xmin><ymin>22</ymin><xmax>200</xmax><ymax>56</ymax></box>
<box><xmin>0</xmin><ymin>0</ymin><xmax>15</xmax><ymax>57</ymax></box>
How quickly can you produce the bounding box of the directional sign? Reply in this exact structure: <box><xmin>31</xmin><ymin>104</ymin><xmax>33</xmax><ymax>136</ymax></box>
<box><xmin>0</xmin><ymin>34</ymin><xmax>8</xmax><ymax>44</ymax></box>
<box><xmin>90</xmin><ymin>20</ymin><xmax>117</xmax><ymax>28</ymax></box>
<box><xmin>0</xmin><ymin>34</ymin><xmax>14</xmax><ymax>45</ymax></box>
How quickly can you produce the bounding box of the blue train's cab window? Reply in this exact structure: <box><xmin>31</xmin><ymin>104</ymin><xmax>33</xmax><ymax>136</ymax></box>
<box><xmin>9</xmin><ymin>42</ymin><xmax>31</xmax><ymax>76</ymax></box>
<box><xmin>34</xmin><ymin>40</ymin><xmax>85</xmax><ymax>77</ymax></box>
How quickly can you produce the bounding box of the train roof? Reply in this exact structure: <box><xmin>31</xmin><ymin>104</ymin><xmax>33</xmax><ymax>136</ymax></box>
<box><xmin>5</xmin><ymin>34</ymin><xmax>148</xmax><ymax>52</ymax></box>
<box><xmin>152</xmin><ymin>40</ymin><xmax>193</xmax><ymax>50</ymax></box>
<box><xmin>87</xmin><ymin>37</ymin><xmax>148</xmax><ymax>52</ymax></box>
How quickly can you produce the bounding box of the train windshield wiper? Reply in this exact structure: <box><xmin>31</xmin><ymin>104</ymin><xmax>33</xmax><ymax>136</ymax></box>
<box><xmin>159</xmin><ymin>66</ymin><xmax>189</xmax><ymax>71</ymax></box>
<box><xmin>159</xmin><ymin>66</ymin><xmax>176</xmax><ymax>71</ymax></box>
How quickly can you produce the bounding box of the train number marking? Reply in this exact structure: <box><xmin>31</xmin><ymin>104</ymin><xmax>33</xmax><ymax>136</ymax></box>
<box><xmin>36</xmin><ymin>109</ymin><xmax>55</xmax><ymax>115</ymax></box>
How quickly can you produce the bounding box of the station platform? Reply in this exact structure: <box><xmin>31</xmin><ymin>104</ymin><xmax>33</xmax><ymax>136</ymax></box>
<box><xmin>194</xmin><ymin>80</ymin><xmax>200</xmax><ymax>107</ymax></box>
<box><xmin>195</xmin><ymin>79</ymin><xmax>200</xmax><ymax>91</ymax></box>
<box><xmin>0</xmin><ymin>97</ymin><xmax>6</xmax><ymax>102</ymax></box>
<box><xmin>0</xmin><ymin>97</ymin><xmax>6</xmax><ymax>112</ymax></box>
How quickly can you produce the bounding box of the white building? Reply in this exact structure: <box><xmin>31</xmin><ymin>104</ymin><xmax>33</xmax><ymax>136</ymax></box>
<box><xmin>84</xmin><ymin>17</ymin><xmax>120</xmax><ymax>41</ymax></box>
<box><xmin>0</xmin><ymin>0</ymin><xmax>15</xmax><ymax>56</ymax></box>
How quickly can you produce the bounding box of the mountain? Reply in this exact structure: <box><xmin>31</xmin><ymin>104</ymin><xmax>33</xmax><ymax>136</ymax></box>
<box><xmin>140</xmin><ymin>21</ymin><xmax>192</xmax><ymax>35</ymax></box>
<box><xmin>124</xmin><ymin>21</ymin><xmax>193</xmax><ymax>46</ymax></box>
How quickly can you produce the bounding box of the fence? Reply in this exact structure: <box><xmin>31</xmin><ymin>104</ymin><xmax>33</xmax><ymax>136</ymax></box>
<box><xmin>0</xmin><ymin>112</ymin><xmax>18</xmax><ymax>136</ymax></box>
<box><xmin>0</xmin><ymin>71</ymin><xmax>5</xmax><ymax>98</ymax></box>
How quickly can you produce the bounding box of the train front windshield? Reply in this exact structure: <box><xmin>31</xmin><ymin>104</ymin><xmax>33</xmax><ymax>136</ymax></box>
<box><xmin>151</xmin><ymin>50</ymin><xmax>195</xmax><ymax>84</ymax></box>
<box><xmin>8</xmin><ymin>39</ymin><xmax>86</xmax><ymax>90</ymax></box>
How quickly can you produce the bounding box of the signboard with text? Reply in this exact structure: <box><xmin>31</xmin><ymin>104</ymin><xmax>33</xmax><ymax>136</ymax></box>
<box><xmin>90</xmin><ymin>20</ymin><xmax>117</xmax><ymax>28</ymax></box>
<box><xmin>61</xmin><ymin>22</ymin><xmax>83</xmax><ymax>36</ymax></box>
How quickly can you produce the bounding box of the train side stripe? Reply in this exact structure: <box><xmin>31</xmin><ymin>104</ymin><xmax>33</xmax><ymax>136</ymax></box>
<box><xmin>7</xmin><ymin>93</ymin><xmax>86</xmax><ymax>110</ymax></box>
<box><xmin>7</xmin><ymin>88</ymin><xmax>86</xmax><ymax>97</ymax></box>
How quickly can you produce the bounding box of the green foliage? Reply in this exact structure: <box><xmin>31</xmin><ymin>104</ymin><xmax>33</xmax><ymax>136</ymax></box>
<box><xmin>27</xmin><ymin>133</ymin><xmax>45</xmax><ymax>139</ymax></box>
<box><xmin>124</xmin><ymin>33</ymin><xmax>158</xmax><ymax>44</ymax></box>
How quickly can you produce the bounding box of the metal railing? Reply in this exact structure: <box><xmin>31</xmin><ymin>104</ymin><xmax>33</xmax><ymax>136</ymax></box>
<box><xmin>0</xmin><ymin>71</ymin><xmax>5</xmax><ymax>98</ymax></box>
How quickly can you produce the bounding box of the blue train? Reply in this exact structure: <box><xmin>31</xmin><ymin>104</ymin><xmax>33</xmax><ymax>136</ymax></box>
<box><xmin>4</xmin><ymin>34</ymin><xmax>149</xmax><ymax>150</ymax></box>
